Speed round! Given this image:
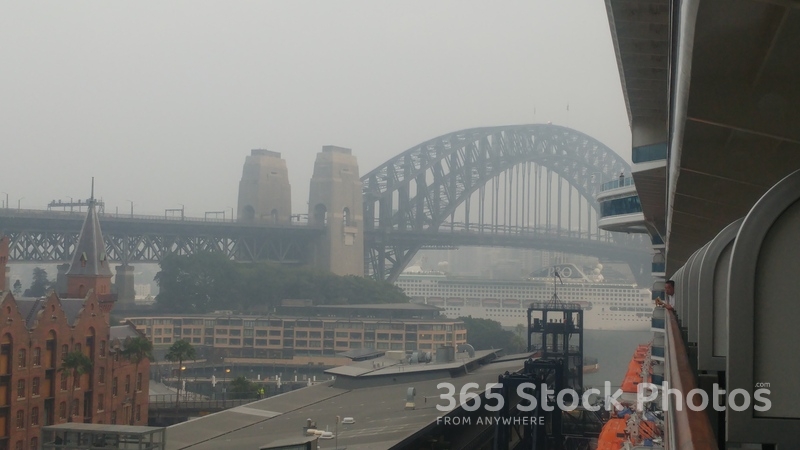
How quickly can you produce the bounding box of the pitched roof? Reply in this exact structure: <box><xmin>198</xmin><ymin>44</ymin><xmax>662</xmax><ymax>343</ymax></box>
<box><xmin>59</xmin><ymin>298</ymin><xmax>87</xmax><ymax>325</ymax></box>
<box><xmin>15</xmin><ymin>298</ymin><xmax>44</xmax><ymax>328</ymax></box>
<box><xmin>66</xmin><ymin>199</ymin><xmax>112</xmax><ymax>278</ymax></box>
<box><xmin>110</xmin><ymin>323</ymin><xmax>141</xmax><ymax>341</ymax></box>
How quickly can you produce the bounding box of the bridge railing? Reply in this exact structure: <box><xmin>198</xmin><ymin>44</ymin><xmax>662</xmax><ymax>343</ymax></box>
<box><xmin>0</xmin><ymin>208</ymin><xmax>315</xmax><ymax>227</ymax></box>
<box><xmin>391</xmin><ymin>221</ymin><xmax>619</xmax><ymax>243</ymax></box>
<box><xmin>148</xmin><ymin>394</ymin><xmax>258</xmax><ymax>410</ymax></box>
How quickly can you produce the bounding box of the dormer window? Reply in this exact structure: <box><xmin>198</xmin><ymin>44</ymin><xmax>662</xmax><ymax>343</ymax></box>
<box><xmin>80</xmin><ymin>252</ymin><xmax>87</xmax><ymax>268</ymax></box>
<box><xmin>99</xmin><ymin>252</ymin><xmax>107</xmax><ymax>266</ymax></box>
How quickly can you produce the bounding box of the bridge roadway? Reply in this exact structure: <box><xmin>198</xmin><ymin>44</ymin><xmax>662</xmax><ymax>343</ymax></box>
<box><xmin>0</xmin><ymin>208</ymin><xmax>322</xmax><ymax>263</ymax></box>
<box><xmin>0</xmin><ymin>208</ymin><xmax>649</xmax><ymax>272</ymax></box>
<box><xmin>369</xmin><ymin>222</ymin><xmax>649</xmax><ymax>261</ymax></box>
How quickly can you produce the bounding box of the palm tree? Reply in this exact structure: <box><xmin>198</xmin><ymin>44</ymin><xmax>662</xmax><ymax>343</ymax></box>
<box><xmin>121</xmin><ymin>336</ymin><xmax>153</xmax><ymax>425</ymax></box>
<box><xmin>59</xmin><ymin>350</ymin><xmax>92</xmax><ymax>422</ymax></box>
<box><xmin>164</xmin><ymin>340</ymin><xmax>196</xmax><ymax>408</ymax></box>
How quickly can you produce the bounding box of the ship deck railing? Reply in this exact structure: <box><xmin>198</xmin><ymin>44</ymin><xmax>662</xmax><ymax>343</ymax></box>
<box><xmin>664</xmin><ymin>310</ymin><xmax>717</xmax><ymax>449</ymax></box>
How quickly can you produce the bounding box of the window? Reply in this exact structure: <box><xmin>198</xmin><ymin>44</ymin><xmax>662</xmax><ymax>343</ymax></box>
<box><xmin>125</xmin><ymin>375</ymin><xmax>131</xmax><ymax>394</ymax></box>
<box><xmin>112</xmin><ymin>377</ymin><xmax>118</xmax><ymax>396</ymax></box>
<box><xmin>136</xmin><ymin>405</ymin><xmax>141</xmax><ymax>422</ymax></box>
<box><xmin>31</xmin><ymin>377</ymin><xmax>39</xmax><ymax>396</ymax></box>
<box><xmin>18</xmin><ymin>349</ymin><xmax>26</xmax><ymax>368</ymax></box>
<box><xmin>110</xmin><ymin>410</ymin><xmax>117</xmax><ymax>424</ymax></box>
<box><xmin>99</xmin><ymin>340</ymin><xmax>106</xmax><ymax>357</ymax></box>
<box><xmin>59</xmin><ymin>402</ymin><xmax>66</xmax><ymax>420</ymax></box>
<box><xmin>74</xmin><ymin>343</ymin><xmax>81</xmax><ymax>354</ymax></box>
<box><xmin>61</xmin><ymin>344</ymin><xmax>68</xmax><ymax>361</ymax></box>
<box><xmin>30</xmin><ymin>407</ymin><xmax>39</xmax><ymax>427</ymax></box>
<box><xmin>98</xmin><ymin>366</ymin><xmax>105</xmax><ymax>384</ymax></box>
<box><xmin>17</xmin><ymin>379</ymin><xmax>25</xmax><ymax>398</ymax></box>
<box><xmin>15</xmin><ymin>441</ymin><xmax>22</xmax><ymax>450</ymax></box>
<box><xmin>29</xmin><ymin>438</ymin><xmax>38</xmax><ymax>450</ymax></box>
<box><xmin>16</xmin><ymin>409</ymin><xmax>24</xmax><ymax>428</ymax></box>
<box><xmin>71</xmin><ymin>399</ymin><xmax>78</xmax><ymax>418</ymax></box>
<box><xmin>97</xmin><ymin>394</ymin><xmax>104</xmax><ymax>412</ymax></box>
<box><xmin>136</xmin><ymin>373</ymin><xmax>142</xmax><ymax>391</ymax></box>
<box><xmin>32</xmin><ymin>347</ymin><xmax>41</xmax><ymax>366</ymax></box>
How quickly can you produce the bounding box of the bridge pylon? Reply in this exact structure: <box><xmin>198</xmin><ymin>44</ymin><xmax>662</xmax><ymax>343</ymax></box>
<box><xmin>237</xmin><ymin>149</ymin><xmax>292</xmax><ymax>224</ymax></box>
<box><xmin>308</xmin><ymin>146</ymin><xmax>364</xmax><ymax>276</ymax></box>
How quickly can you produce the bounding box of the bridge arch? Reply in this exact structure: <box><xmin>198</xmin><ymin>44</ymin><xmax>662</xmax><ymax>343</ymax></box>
<box><xmin>361</xmin><ymin>124</ymin><xmax>633</xmax><ymax>281</ymax></box>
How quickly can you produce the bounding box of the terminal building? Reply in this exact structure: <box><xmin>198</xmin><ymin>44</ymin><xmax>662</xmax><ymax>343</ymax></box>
<box><xmin>125</xmin><ymin>302</ymin><xmax>467</xmax><ymax>364</ymax></box>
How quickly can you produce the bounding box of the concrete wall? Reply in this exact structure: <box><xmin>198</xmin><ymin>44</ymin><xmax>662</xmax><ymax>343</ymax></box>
<box><xmin>237</xmin><ymin>149</ymin><xmax>292</xmax><ymax>223</ymax></box>
<box><xmin>308</xmin><ymin>146</ymin><xmax>364</xmax><ymax>276</ymax></box>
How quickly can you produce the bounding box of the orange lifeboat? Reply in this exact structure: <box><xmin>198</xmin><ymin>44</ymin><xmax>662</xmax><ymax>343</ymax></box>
<box><xmin>596</xmin><ymin>418</ymin><xmax>627</xmax><ymax>450</ymax></box>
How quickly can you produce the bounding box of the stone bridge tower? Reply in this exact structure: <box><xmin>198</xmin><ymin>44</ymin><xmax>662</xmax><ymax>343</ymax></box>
<box><xmin>237</xmin><ymin>150</ymin><xmax>292</xmax><ymax>223</ymax></box>
<box><xmin>308</xmin><ymin>146</ymin><xmax>364</xmax><ymax>276</ymax></box>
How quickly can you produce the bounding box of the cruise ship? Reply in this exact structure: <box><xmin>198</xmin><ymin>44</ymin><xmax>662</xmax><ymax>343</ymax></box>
<box><xmin>395</xmin><ymin>263</ymin><xmax>653</xmax><ymax>331</ymax></box>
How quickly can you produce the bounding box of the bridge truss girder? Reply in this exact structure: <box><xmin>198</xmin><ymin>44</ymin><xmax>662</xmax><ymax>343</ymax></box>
<box><xmin>361</xmin><ymin>124</ymin><xmax>641</xmax><ymax>281</ymax></box>
<box><xmin>0</xmin><ymin>214</ymin><xmax>321</xmax><ymax>265</ymax></box>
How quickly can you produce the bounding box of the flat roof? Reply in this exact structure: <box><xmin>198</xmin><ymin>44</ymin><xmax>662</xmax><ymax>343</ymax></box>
<box><xmin>166</xmin><ymin>358</ymin><xmax>524</xmax><ymax>450</ymax></box>
<box><xmin>325</xmin><ymin>349</ymin><xmax>497</xmax><ymax>378</ymax></box>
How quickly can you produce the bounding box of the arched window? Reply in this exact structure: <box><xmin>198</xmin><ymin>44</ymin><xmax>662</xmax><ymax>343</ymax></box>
<box><xmin>342</xmin><ymin>207</ymin><xmax>351</xmax><ymax>227</ymax></box>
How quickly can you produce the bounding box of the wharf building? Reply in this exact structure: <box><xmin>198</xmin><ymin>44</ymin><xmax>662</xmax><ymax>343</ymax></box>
<box><xmin>0</xmin><ymin>196</ymin><xmax>149</xmax><ymax>450</ymax></box>
<box><xmin>125</xmin><ymin>302</ymin><xmax>467</xmax><ymax>365</ymax></box>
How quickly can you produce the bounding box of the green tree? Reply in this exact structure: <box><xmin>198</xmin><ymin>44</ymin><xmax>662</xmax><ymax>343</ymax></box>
<box><xmin>153</xmin><ymin>254</ymin><xmax>410</xmax><ymax>314</ymax></box>
<box><xmin>459</xmin><ymin>317</ymin><xmax>525</xmax><ymax>354</ymax></box>
<box><xmin>24</xmin><ymin>267</ymin><xmax>54</xmax><ymax>297</ymax></box>
<box><xmin>59</xmin><ymin>351</ymin><xmax>92</xmax><ymax>422</ymax></box>
<box><xmin>121</xmin><ymin>336</ymin><xmax>153</xmax><ymax>425</ymax></box>
<box><xmin>154</xmin><ymin>252</ymin><xmax>239</xmax><ymax>313</ymax></box>
<box><xmin>228</xmin><ymin>376</ymin><xmax>259</xmax><ymax>399</ymax></box>
<box><xmin>164</xmin><ymin>340</ymin><xmax>197</xmax><ymax>408</ymax></box>
<box><xmin>12</xmin><ymin>279</ymin><xmax>22</xmax><ymax>297</ymax></box>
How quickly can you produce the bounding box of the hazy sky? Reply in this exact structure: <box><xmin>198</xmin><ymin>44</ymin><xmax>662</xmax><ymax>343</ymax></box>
<box><xmin>1</xmin><ymin>1</ymin><xmax>630</xmax><ymax>217</ymax></box>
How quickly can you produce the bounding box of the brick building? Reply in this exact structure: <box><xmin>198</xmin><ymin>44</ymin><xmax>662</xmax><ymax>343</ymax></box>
<box><xmin>0</xmin><ymin>197</ymin><xmax>149</xmax><ymax>450</ymax></box>
<box><xmin>126</xmin><ymin>302</ymin><xmax>467</xmax><ymax>364</ymax></box>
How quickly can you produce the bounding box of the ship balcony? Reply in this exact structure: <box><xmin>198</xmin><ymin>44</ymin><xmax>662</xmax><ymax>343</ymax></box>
<box><xmin>597</xmin><ymin>190</ymin><xmax>647</xmax><ymax>233</ymax></box>
<box><xmin>650</xmin><ymin>233</ymin><xmax>665</xmax><ymax>250</ymax></box>
<box><xmin>632</xmin><ymin>142</ymin><xmax>667</xmax><ymax>167</ymax></box>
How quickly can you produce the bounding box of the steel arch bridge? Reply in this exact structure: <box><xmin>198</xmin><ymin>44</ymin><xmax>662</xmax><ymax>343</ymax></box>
<box><xmin>362</xmin><ymin>124</ymin><xmax>648</xmax><ymax>282</ymax></box>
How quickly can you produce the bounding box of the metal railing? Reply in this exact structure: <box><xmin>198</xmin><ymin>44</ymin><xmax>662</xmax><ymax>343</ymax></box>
<box><xmin>0</xmin><ymin>207</ymin><xmax>318</xmax><ymax>228</ymax></box>
<box><xmin>148</xmin><ymin>394</ymin><xmax>258</xmax><ymax>411</ymax></box>
<box><xmin>665</xmin><ymin>311</ymin><xmax>717</xmax><ymax>449</ymax></box>
<box><xmin>600</xmin><ymin>176</ymin><xmax>635</xmax><ymax>191</ymax></box>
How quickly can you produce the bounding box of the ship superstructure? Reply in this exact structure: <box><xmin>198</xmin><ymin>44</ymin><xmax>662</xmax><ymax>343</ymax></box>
<box><xmin>395</xmin><ymin>263</ymin><xmax>652</xmax><ymax>331</ymax></box>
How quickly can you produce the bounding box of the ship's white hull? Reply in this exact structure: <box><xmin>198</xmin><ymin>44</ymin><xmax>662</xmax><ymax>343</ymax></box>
<box><xmin>396</xmin><ymin>265</ymin><xmax>654</xmax><ymax>332</ymax></box>
<box><xmin>438</xmin><ymin>304</ymin><xmax>651</xmax><ymax>331</ymax></box>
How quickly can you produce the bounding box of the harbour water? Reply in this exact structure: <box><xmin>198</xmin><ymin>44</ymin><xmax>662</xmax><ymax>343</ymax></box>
<box><xmin>583</xmin><ymin>329</ymin><xmax>653</xmax><ymax>389</ymax></box>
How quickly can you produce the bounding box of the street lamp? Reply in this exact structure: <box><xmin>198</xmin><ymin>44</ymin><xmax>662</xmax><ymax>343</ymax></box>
<box><xmin>1</xmin><ymin>192</ymin><xmax>8</xmax><ymax>209</ymax></box>
<box><xmin>223</xmin><ymin>368</ymin><xmax>231</xmax><ymax>405</ymax></box>
<box><xmin>179</xmin><ymin>204</ymin><xmax>185</xmax><ymax>220</ymax></box>
<box><xmin>17</xmin><ymin>197</ymin><xmax>24</xmax><ymax>210</ymax></box>
<box><xmin>126</xmin><ymin>200</ymin><xmax>134</xmax><ymax>217</ymax></box>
